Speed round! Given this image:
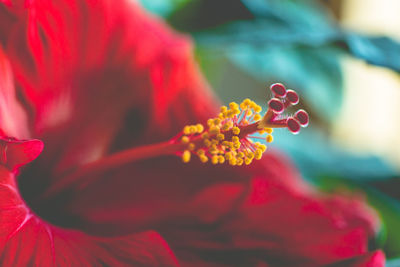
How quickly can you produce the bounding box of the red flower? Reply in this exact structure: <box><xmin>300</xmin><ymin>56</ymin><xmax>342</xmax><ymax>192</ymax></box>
<box><xmin>0</xmin><ymin>0</ymin><xmax>385</xmax><ymax>266</ymax></box>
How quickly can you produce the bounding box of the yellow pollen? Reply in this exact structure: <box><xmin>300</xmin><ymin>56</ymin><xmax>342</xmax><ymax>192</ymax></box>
<box><xmin>178</xmin><ymin>93</ymin><xmax>284</xmax><ymax>166</ymax></box>
<box><xmin>211</xmin><ymin>155</ymin><xmax>219</xmax><ymax>165</ymax></box>
<box><xmin>209</xmin><ymin>125</ymin><xmax>220</xmax><ymax>135</ymax></box>
<box><xmin>229</xmin><ymin>158</ymin><xmax>237</xmax><ymax>166</ymax></box>
<box><xmin>182</xmin><ymin>150</ymin><xmax>191</xmax><ymax>163</ymax></box>
<box><xmin>199</xmin><ymin>155</ymin><xmax>208</xmax><ymax>163</ymax></box>
<box><xmin>217</xmin><ymin>133</ymin><xmax>225</xmax><ymax>141</ymax></box>
<box><xmin>188</xmin><ymin>143</ymin><xmax>196</xmax><ymax>151</ymax></box>
<box><xmin>253</xmin><ymin>114</ymin><xmax>261</xmax><ymax>121</ymax></box>
<box><xmin>213</xmin><ymin>118</ymin><xmax>221</xmax><ymax>125</ymax></box>
<box><xmin>181</xmin><ymin>136</ymin><xmax>189</xmax><ymax>144</ymax></box>
<box><xmin>204</xmin><ymin>139</ymin><xmax>211</xmax><ymax>147</ymax></box>
<box><xmin>232</xmin><ymin>127</ymin><xmax>240</xmax><ymax>135</ymax></box>
<box><xmin>229</xmin><ymin>102</ymin><xmax>239</xmax><ymax>110</ymax></box>
<box><xmin>196</xmin><ymin>124</ymin><xmax>204</xmax><ymax>133</ymax></box>
<box><xmin>183</xmin><ymin>126</ymin><xmax>191</xmax><ymax>135</ymax></box>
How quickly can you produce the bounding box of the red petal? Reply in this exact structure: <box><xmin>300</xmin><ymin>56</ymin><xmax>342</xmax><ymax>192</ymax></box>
<box><xmin>3</xmin><ymin>0</ymin><xmax>217</xmax><ymax>177</ymax></box>
<box><xmin>64</xmin><ymin>151</ymin><xmax>379</xmax><ymax>266</ymax></box>
<box><xmin>0</xmin><ymin>137</ymin><xmax>43</xmax><ymax>170</ymax></box>
<box><xmin>324</xmin><ymin>250</ymin><xmax>385</xmax><ymax>267</ymax></box>
<box><xmin>0</xmin><ymin>45</ymin><xmax>29</xmax><ymax>139</ymax></box>
<box><xmin>0</xmin><ymin>166</ymin><xmax>179</xmax><ymax>266</ymax></box>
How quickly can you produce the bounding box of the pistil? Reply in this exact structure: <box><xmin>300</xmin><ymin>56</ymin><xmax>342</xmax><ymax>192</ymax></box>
<box><xmin>42</xmin><ymin>83</ymin><xmax>309</xmax><ymax>197</ymax></box>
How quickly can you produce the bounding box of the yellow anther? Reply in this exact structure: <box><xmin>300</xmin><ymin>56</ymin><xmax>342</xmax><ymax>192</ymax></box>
<box><xmin>232</xmin><ymin>127</ymin><xmax>240</xmax><ymax>135</ymax></box>
<box><xmin>265</xmin><ymin>128</ymin><xmax>273</xmax><ymax>134</ymax></box>
<box><xmin>188</xmin><ymin>143</ymin><xmax>196</xmax><ymax>151</ymax></box>
<box><xmin>237</xmin><ymin>152</ymin><xmax>244</xmax><ymax>158</ymax></box>
<box><xmin>220</xmin><ymin>106</ymin><xmax>228</xmax><ymax>113</ymax></box>
<box><xmin>213</xmin><ymin>118</ymin><xmax>221</xmax><ymax>125</ymax></box>
<box><xmin>258</xmin><ymin>129</ymin><xmax>265</xmax><ymax>134</ymax></box>
<box><xmin>196</xmin><ymin>124</ymin><xmax>204</xmax><ymax>133</ymax></box>
<box><xmin>209</xmin><ymin>145</ymin><xmax>219</xmax><ymax>154</ymax></box>
<box><xmin>207</xmin><ymin>119</ymin><xmax>214</xmax><ymax>126</ymax></box>
<box><xmin>254</xmin><ymin>150</ymin><xmax>262</xmax><ymax>160</ymax></box>
<box><xmin>209</xmin><ymin>125</ymin><xmax>220</xmax><ymax>135</ymax></box>
<box><xmin>253</xmin><ymin>114</ymin><xmax>261</xmax><ymax>121</ymax></box>
<box><xmin>259</xmin><ymin>144</ymin><xmax>267</xmax><ymax>152</ymax></box>
<box><xmin>233</xmin><ymin>108</ymin><xmax>240</xmax><ymax>115</ymax></box>
<box><xmin>233</xmin><ymin>142</ymin><xmax>241</xmax><ymax>149</ymax></box>
<box><xmin>266</xmin><ymin>135</ymin><xmax>273</xmax><ymax>143</ymax></box>
<box><xmin>189</xmin><ymin>126</ymin><xmax>197</xmax><ymax>134</ymax></box>
<box><xmin>211</xmin><ymin>139</ymin><xmax>219</xmax><ymax>145</ymax></box>
<box><xmin>204</xmin><ymin>139</ymin><xmax>211</xmax><ymax>147</ymax></box>
<box><xmin>217</xmin><ymin>133</ymin><xmax>225</xmax><ymax>141</ymax></box>
<box><xmin>197</xmin><ymin>149</ymin><xmax>205</xmax><ymax>155</ymax></box>
<box><xmin>183</xmin><ymin>126</ymin><xmax>191</xmax><ymax>135</ymax></box>
<box><xmin>218</xmin><ymin>155</ymin><xmax>225</xmax><ymax>164</ymax></box>
<box><xmin>236</xmin><ymin>158</ymin><xmax>244</xmax><ymax>166</ymax></box>
<box><xmin>225</xmin><ymin>152</ymin><xmax>232</xmax><ymax>160</ymax></box>
<box><xmin>229</xmin><ymin>158</ymin><xmax>237</xmax><ymax>166</ymax></box>
<box><xmin>182</xmin><ymin>150</ymin><xmax>191</xmax><ymax>163</ymax></box>
<box><xmin>199</xmin><ymin>155</ymin><xmax>208</xmax><ymax>163</ymax></box>
<box><xmin>211</xmin><ymin>155</ymin><xmax>219</xmax><ymax>165</ymax></box>
<box><xmin>229</xmin><ymin>102</ymin><xmax>239</xmax><ymax>110</ymax></box>
<box><xmin>254</xmin><ymin>105</ymin><xmax>262</xmax><ymax>113</ymax></box>
<box><xmin>181</xmin><ymin>136</ymin><xmax>189</xmax><ymax>144</ymax></box>
<box><xmin>245</xmin><ymin>158</ymin><xmax>252</xmax><ymax>165</ymax></box>
<box><xmin>232</xmin><ymin>136</ymin><xmax>239</xmax><ymax>143</ymax></box>
<box><xmin>246</xmin><ymin>152</ymin><xmax>254</xmax><ymax>160</ymax></box>
<box><xmin>247</xmin><ymin>110</ymin><xmax>253</xmax><ymax>116</ymax></box>
<box><xmin>221</xmin><ymin>141</ymin><xmax>230</xmax><ymax>147</ymax></box>
<box><xmin>226</xmin><ymin>110</ymin><xmax>235</xmax><ymax>118</ymax></box>
<box><xmin>201</xmin><ymin>132</ymin><xmax>209</xmax><ymax>139</ymax></box>
<box><xmin>242</xmin><ymin>119</ymin><xmax>249</xmax><ymax>125</ymax></box>
<box><xmin>222</xmin><ymin>123</ymin><xmax>230</xmax><ymax>131</ymax></box>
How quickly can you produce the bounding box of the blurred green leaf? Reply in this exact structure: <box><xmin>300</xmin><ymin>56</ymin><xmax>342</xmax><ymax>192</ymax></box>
<box><xmin>343</xmin><ymin>35</ymin><xmax>400</xmax><ymax>72</ymax></box>
<box><xmin>387</xmin><ymin>258</ymin><xmax>400</xmax><ymax>267</ymax></box>
<box><xmin>139</xmin><ymin>0</ymin><xmax>188</xmax><ymax>17</ymax></box>
<box><xmin>162</xmin><ymin>0</ymin><xmax>400</xmax><ymax>121</ymax></box>
<box><xmin>226</xmin><ymin>44</ymin><xmax>343</xmax><ymax>119</ymax></box>
<box><xmin>271</xmin><ymin>128</ymin><xmax>397</xmax><ymax>181</ymax></box>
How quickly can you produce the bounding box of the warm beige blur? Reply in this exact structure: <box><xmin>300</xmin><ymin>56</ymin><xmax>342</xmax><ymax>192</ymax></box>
<box><xmin>333</xmin><ymin>0</ymin><xmax>400</xmax><ymax>169</ymax></box>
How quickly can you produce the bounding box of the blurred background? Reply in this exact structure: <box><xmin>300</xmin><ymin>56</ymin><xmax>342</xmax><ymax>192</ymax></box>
<box><xmin>139</xmin><ymin>0</ymin><xmax>400</xmax><ymax>264</ymax></box>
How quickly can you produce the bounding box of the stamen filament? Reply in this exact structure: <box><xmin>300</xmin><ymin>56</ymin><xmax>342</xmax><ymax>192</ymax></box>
<box><xmin>42</xmin><ymin>141</ymin><xmax>186</xmax><ymax>198</ymax></box>
<box><xmin>41</xmin><ymin>83</ymin><xmax>308</xmax><ymax>197</ymax></box>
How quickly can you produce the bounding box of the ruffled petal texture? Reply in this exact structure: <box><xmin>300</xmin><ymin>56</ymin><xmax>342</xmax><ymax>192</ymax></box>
<box><xmin>2</xmin><ymin>0</ymin><xmax>218</xmax><ymax>176</ymax></box>
<box><xmin>0</xmin><ymin>1</ymin><xmax>385</xmax><ymax>267</ymax></box>
<box><xmin>68</xmin><ymin>151</ymin><xmax>380</xmax><ymax>266</ymax></box>
<box><xmin>0</xmin><ymin>165</ymin><xmax>179</xmax><ymax>266</ymax></box>
<box><xmin>0</xmin><ymin>47</ymin><xmax>179</xmax><ymax>266</ymax></box>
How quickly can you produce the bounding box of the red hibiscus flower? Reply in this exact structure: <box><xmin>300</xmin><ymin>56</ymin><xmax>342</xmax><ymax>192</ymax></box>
<box><xmin>0</xmin><ymin>0</ymin><xmax>385</xmax><ymax>266</ymax></box>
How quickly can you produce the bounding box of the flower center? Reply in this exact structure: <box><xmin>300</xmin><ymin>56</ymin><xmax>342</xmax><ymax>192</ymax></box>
<box><xmin>38</xmin><ymin>83</ymin><xmax>308</xmax><ymax>202</ymax></box>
